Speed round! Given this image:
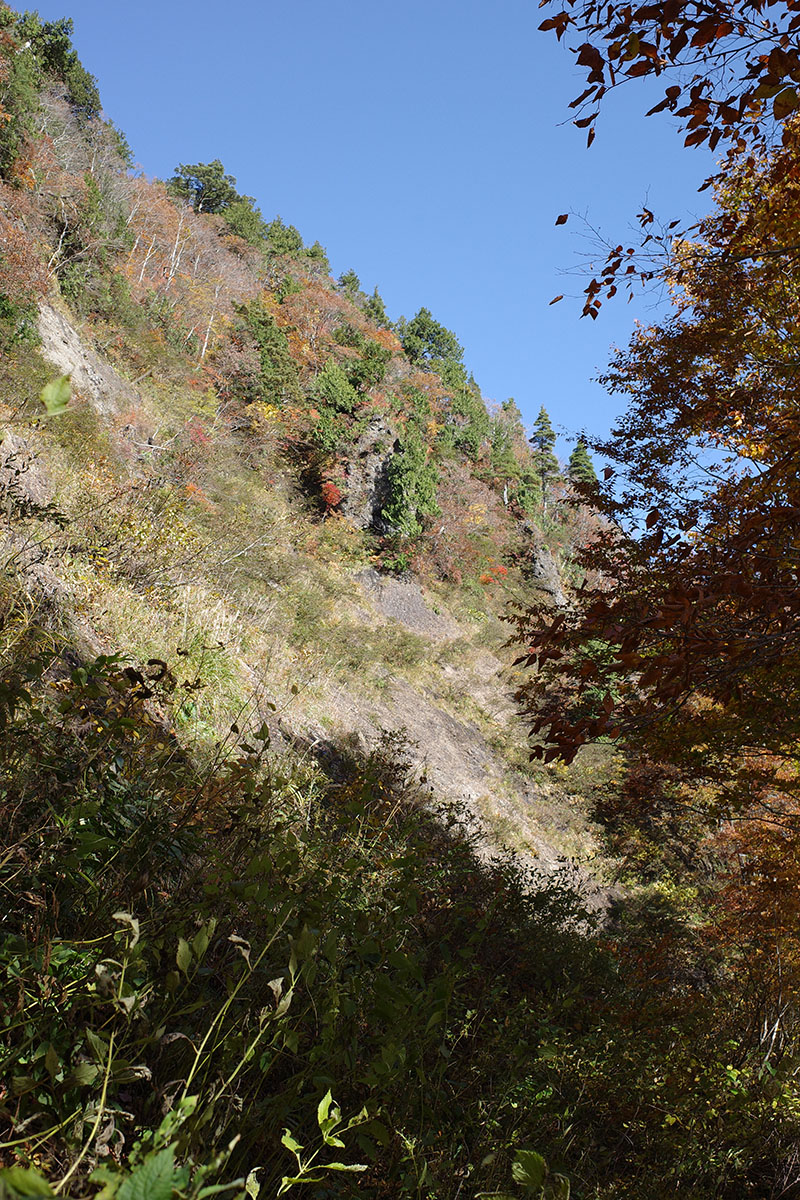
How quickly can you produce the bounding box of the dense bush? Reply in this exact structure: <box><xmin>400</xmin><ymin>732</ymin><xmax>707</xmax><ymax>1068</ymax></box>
<box><xmin>1</xmin><ymin>631</ymin><xmax>800</xmax><ymax>1198</ymax></box>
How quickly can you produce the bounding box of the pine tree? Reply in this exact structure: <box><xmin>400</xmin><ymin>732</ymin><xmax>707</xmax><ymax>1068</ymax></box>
<box><xmin>240</xmin><ymin>300</ymin><xmax>300</xmax><ymax>406</ymax></box>
<box><xmin>305</xmin><ymin>241</ymin><xmax>330</xmax><ymax>272</ymax></box>
<box><xmin>265</xmin><ymin>216</ymin><xmax>304</xmax><ymax>257</ymax></box>
<box><xmin>223</xmin><ymin>197</ymin><xmax>267</xmax><ymax>245</ymax></box>
<box><xmin>528</xmin><ymin>406</ymin><xmax>560</xmax><ymax>512</ymax></box>
<box><xmin>363</xmin><ymin>287</ymin><xmax>390</xmax><ymax>327</ymax></box>
<box><xmin>382</xmin><ymin>425</ymin><xmax>439</xmax><ymax>537</ymax></box>
<box><xmin>567</xmin><ymin>440</ymin><xmax>597</xmax><ymax>487</ymax></box>
<box><xmin>338</xmin><ymin>269</ymin><xmax>361</xmax><ymax>300</ymax></box>
<box><xmin>168</xmin><ymin>160</ymin><xmax>239</xmax><ymax>214</ymax></box>
<box><xmin>400</xmin><ymin>307</ymin><xmax>463</xmax><ymax>369</ymax></box>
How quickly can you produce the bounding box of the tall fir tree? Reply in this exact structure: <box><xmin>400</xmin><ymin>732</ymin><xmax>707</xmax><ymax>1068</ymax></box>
<box><xmin>338</xmin><ymin>269</ymin><xmax>361</xmax><ymax>300</ymax></box>
<box><xmin>305</xmin><ymin>241</ymin><xmax>330</xmax><ymax>272</ymax></box>
<box><xmin>567</xmin><ymin>440</ymin><xmax>597</xmax><ymax>487</ymax></box>
<box><xmin>363</xmin><ymin>287</ymin><xmax>390</xmax><ymax>327</ymax></box>
<box><xmin>529</xmin><ymin>406</ymin><xmax>560</xmax><ymax>512</ymax></box>
<box><xmin>240</xmin><ymin>299</ymin><xmax>301</xmax><ymax>406</ymax></box>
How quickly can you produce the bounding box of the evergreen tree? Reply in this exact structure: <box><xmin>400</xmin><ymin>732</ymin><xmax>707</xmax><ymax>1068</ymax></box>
<box><xmin>167</xmin><ymin>161</ymin><xmax>266</xmax><ymax>245</ymax></box>
<box><xmin>400</xmin><ymin>307</ymin><xmax>463</xmax><ymax>370</ymax></box>
<box><xmin>168</xmin><ymin>160</ymin><xmax>239</xmax><ymax>213</ymax></box>
<box><xmin>265</xmin><ymin>216</ymin><xmax>304</xmax><ymax>257</ymax></box>
<box><xmin>350</xmin><ymin>339</ymin><xmax>391</xmax><ymax>392</ymax></box>
<box><xmin>448</xmin><ymin>374</ymin><xmax>490</xmax><ymax>461</ymax></box>
<box><xmin>305</xmin><ymin>241</ymin><xmax>330</xmax><ymax>272</ymax></box>
<box><xmin>490</xmin><ymin>399</ymin><xmax>527</xmax><ymax>484</ymax></box>
<box><xmin>490</xmin><ymin>416</ymin><xmax>516</xmax><ymax>481</ymax></box>
<box><xmin>567</xmin><ymin>440</ymin><xmax>597</xmax><ymax>487</ymax></box>
<box><xmin>529</xmin><ymin>406</ymin><xmax>561</xmax><ymax>511</ymax></box>
<box><xmin>382</xmin><ymin>425</ymin><xmax>439</xmax><ymax>538</ymax></box>
<box><xmin>363</xmin><ymin>287</ymin><xmax>390</xmax><ymax>327</ymax></box>
<box><xmin>0</xmin><ymin>18</ymin><xmax>39</xmax><ymax>175</ymax></box>
<box><xmin>338</xmin><ymin>269</ymin><xmax>361</xmax><ymax>300</ymax></box>
<box><xmin>313</xmin><ymin>360</ymin><xmax>359</xmax><ymax>414</ymax></box>
<box><xmin>240</xmin><ymin>300</ymin><xmax>300</xmax><ymax>406</ymax></box>
<box><xmin>308</xmin><ymin>361</ymin><xmax>360</xmax><ymax>452</ymax></box>
<box><xmin>16</xmin><ymin>13</ymin><xmax>101</xmax><ymax>118</ymax></box>
<box><xmin>222</xmin><ymin>197</ymin><xmax>267</xmax><ymax>245</ymax></box>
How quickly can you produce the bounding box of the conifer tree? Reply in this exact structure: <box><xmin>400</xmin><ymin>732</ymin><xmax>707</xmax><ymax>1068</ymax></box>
<box><xmin>567</xmin><ymin>440</ymin><xmax>597</xmax><ymax>487</ymax></box>
<box><xmin>168</xmin><ymin>160</ymin><xmax>239</xmax><ymax>214</ymax></box>
<box><xmin>400</xmin><ymin>307</ymin><xmax>463</xmax><ymax>370</ymax></box>
<box><xmin>529</xmin><ymin>406</ymin><xmax>561</xmax><ymax>511</ymax></box>
<box><xmin>338</xmin><ymin>269</ymin><xmax>361</xmax><ymax>300</ymax></box>
<box><xmin>305</xmin><ymin>241</ymin><xmax>330</xmax><ymax>272</ymax></box>
<box><xmin>265</xmin><ymin>216</ymin><xmax>304</xmax><ymax>257</ymax></box>
<box><xmin>240</xmin><ymin>299</ymin><xmax>300</xmax><ymax>406</ymax></box>
<box><xmin>382</xmin><ymin>425</ymin><xmax>439</xmax><ymax>537</ymax></box>
<box><xmin>223</xmin><ymin>197</ymin><xmax>267</xmax><ymax>245</ymax></box>
<box><xmin>363</xmin><ymin>286</ymin><xmax>390</xmax><ymax>327</ymax></box>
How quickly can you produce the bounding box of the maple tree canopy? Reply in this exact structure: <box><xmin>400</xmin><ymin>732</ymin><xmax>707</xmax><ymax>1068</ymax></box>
<box><xmin>513</xmin><ymin>120</ymin><xmax>800</xmax><ymax>827</ymax></box>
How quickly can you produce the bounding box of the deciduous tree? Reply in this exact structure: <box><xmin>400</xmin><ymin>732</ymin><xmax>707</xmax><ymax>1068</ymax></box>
<box><xmin>514</xmin><ymin>129</ymin><xmax>800</xmax><ymax>819</ymax></box>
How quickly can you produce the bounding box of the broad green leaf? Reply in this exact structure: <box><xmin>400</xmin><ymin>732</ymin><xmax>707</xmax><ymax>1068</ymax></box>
<box><xmin>278</xmin><ymin>1174</ymin><xmax>325</xmax><ymax>1195</ymax></box>
<box><xmin>318</xmin><ymin>1162</ymin><xmax>367</xmax><ymax>1173</ymax></box>
<box><xmin>318</xmin><ymin>1089</ymin><xmax>344</xmax><ymax>1144</ymax></box>
<box><xmin>196</xmin><ymin>1181</ymin><xmax>249</xmax><ymax>1198</ymax></box>
<box><xmin>774</xmin><ymin>86</ymin><xmax>798</xmax><ymax>119</ymax></box>
<box><xmin>44</xmin><ymin>1044</ymin><xmax>59</xmax><ymax>1077</ymax></box>
<box><xmin>88</xmin><ymin>1164</ymin><xmax>123</xmax><ymax>1200</ymax></box>
<box><xmin>85</xmin><ymin>1027</ymin><xmax>109</xmax><ymax>1063</ymax></box>
<box><xmin>245</xmin><ymin>1168</ymin><xmax>261</xmax><ymax>1198</ymax></box>
<box><xmin>176</xmin><ymin>937</ymin><xmax>192</xmax><ymax>976</ymax></box>
<box><xmin>317</xmin><ymin>1088</ymin><xmax>334</xmax><ymax>1127</ymax></box>
<box><xmin>0</xmin><ymin>1167</ymin><xmax>55</xmax><ymax>1196</ymax></box>
<box><xmin>281</xmin><ymin>1129</ymin><xmax>303</xmax><ymax>1154</ymax></box>
<box><xmin>12</xmin><ymin>1075</ymin><xmax>37</xmax><ymax>1095</ymax></box>
<box><xmin>512</xmin><ymin>1149</ymin><xmax>546</xmax><ymax>1191</ymax></box>
<box><xmin>193</xmin><ymin>924</ymin><xmax>210</xmax><ymax>960</ymax></box>
<box><xmin>40</xmin><ymin>375</ymin><xmax>71</xmax><ymax>415</ymax></box>
<box><xmin>70</xmin><ymin>1061</ymin><xmax>99</xmax><ymax>1085</ymax></box>
<box><xmin>118</xmin><ymin>1148</ymin><xmax>181</xmax><ymax>1200</ymax></box>
<box><xmin>344</xmin><ymin>1105</ymin><xmax>370</xmax><ymax>1131</ymax></box>
<box><xmin>290</xmin><ymin>924</ymin><xmax>318</xmax><ymax>964</ymax></box>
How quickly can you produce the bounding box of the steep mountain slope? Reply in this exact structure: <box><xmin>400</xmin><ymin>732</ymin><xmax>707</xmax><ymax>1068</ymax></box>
<box><xmin>0</xmin><ymin>8</ymin><xmax>607</xmax><ymax>877</ymax></box>
<box><xmin>5</xmin><ymin>13</ymin><xmax>800</xmax><ymax>1200</ymax></box>
<box><xmin>16</xmin><ymin>293</ymin><xmax>605</xmax><ymax>879</ymax></box>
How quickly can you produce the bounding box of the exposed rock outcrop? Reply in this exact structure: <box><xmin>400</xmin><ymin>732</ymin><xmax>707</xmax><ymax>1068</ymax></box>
<box><xmin>37</xmin><ymin>303</ymin><xmax>137</xmax><ymax>416</ymax></box>
<box><xmin>355</xmin><ymin>567</ymin><xmax>460</xmax><ymax>640</ymax></box>
<box><xmin>340</xmin><ymin>416</ymin><xmax>398</xmax><ymax>530</ymax></box>
<box><xmin>527</xmin><ymin>542</ymin><xmax>568</xmax><ymax>608</ymax></box>
<box><xmin>0</xmin><ymin>431</ymin><xmax>52</xmax><ymax>514</ymax></box>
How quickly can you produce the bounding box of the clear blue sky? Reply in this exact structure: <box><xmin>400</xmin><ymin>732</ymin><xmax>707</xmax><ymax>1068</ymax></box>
<box><xmin>35</xmin><ymin>0</ymin><xmax>713</xmax><ymax>456</ymax></box>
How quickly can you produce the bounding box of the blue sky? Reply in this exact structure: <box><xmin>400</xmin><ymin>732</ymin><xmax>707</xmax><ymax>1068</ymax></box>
<box><xmin>35</xmin><ymin>0</ymin><xmax>714</xmax><ymax>457</ymax></box>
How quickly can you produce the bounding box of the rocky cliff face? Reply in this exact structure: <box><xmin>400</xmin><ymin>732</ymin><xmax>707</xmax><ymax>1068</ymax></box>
<box><xmin>284</xmin><ymin>566</ymin><xmax>604</xmax><ymax>895</ymax></box>
<box><xmin>527</xmin><ymin>542</ymin><xmax>568</xmax><ymax>608</ymax></box>
<box><xmin>340</xmin><ymin>416</ymin><xmax>399</xmax><ymax>531</ymax></box>
<box><xmin>37</xmin><ymin>304</ymin><xmax>136</xmax><ymax>417</ymax></box>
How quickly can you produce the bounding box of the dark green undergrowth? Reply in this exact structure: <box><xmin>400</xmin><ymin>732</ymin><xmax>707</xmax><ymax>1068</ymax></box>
<box><xmin>2</xmin><ymin>632</ymin><xmax>800</xmax><ymax>1199</ymax></box>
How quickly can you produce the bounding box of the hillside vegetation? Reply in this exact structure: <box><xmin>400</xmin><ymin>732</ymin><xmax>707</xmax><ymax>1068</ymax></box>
<box><xmin>2</xmin><ymin>8</ymin><xmax>800</xmax><ymax>1200</ymax></box>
